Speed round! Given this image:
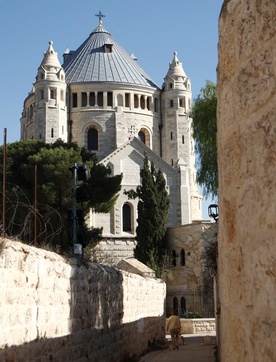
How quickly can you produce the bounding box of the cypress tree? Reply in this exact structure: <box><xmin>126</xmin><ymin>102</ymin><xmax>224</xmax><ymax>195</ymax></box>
<box><xmin>125</xmin><ymin>154</ymin><xmax>169</xmax><ymax>270</ymax></box>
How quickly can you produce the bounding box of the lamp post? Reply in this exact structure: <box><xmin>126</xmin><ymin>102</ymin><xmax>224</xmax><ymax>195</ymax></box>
<box><xmin>208</xmin><ymin>203</ymin><xmax>219</xmax><ymax>222</ymax></box>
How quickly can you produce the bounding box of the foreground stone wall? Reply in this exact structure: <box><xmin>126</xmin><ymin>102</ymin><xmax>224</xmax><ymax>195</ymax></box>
<box><xmin>0</xmin><ymin>239</ymin><xmax>166</xmax><ymax>361</ymax></box>
<box><xmin>218</xmin><ymin>1</ymin><xmax>276</xmax><ymax>361</ymax></box>
<box><xmin>166</xmin><ymin>318</ymin><xmax>216</xmax><ymax>335</ymax></box>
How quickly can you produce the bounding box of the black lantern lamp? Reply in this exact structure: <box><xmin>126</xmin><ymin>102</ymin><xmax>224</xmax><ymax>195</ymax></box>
<box><xmin>208</xmin><ymin>204</ymin><xmax>219</xmax><ymax>222</ymax></box>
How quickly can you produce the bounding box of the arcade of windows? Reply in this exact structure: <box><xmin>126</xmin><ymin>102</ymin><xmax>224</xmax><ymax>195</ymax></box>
<box><xmin>72</xmin><ymin>91</ymin><xmax>159</xmax><ymax>112</ymax></box>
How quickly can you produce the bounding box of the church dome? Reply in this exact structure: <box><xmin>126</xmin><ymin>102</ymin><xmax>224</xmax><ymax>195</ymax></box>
<box><xmin>63</xmin><ymin>21</ymin><xmax>159</xmax><ymax>89</ymax></box>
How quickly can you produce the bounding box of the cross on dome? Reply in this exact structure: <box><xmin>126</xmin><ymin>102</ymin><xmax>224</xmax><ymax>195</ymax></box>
<box><xmin>95</xmin><ymin>10</ymin><xmax>106</xmax><ymax>24</ymax></box>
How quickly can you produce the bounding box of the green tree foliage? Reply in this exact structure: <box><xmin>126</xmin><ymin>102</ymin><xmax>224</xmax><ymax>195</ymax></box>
<box><xmin>0</xmin><ymin>140</ymin><xmax>122</xmax><ymax>250</ymax></box>
<box><xmin>125</xmin><ymin>154</ymin><xmax>169</xmax><ymax>274</ymax></box>
<box><xmin>190</xmin><ymin>80</ymin><xmax>218</xmax><ymax>198</ymax></box>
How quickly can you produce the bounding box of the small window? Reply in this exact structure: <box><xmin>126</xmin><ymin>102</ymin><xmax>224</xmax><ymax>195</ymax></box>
<box><xmin>181</xmin><ymin>297</ymin><xmax>186</xmax><ymax>315</ymax></box>
<box><xmin>134</xmin><ymin>94</ymin><xmax>139</xmax><ymax>108</ymax></box>
<box><xmin>140</xmin><ymin>96</ymin><xmax>145</xmax><ymax>109</ymax></box>
<box><xmin>98</xmin><ymin>92</ymin><xmax>103</xmax><ymax>106</ymax></box>
<box><xmin>107</xmin><ymin>92</ymin><xmax>113</xmax><ymax>107</ymax></box>
<box><xmin>138</xmin><ymin>131</ymin><xmax>146</xmax><ymax>144</ymax></box>
<box><xmin>89</xmin><ymin>92</ymin><xmax>95</xmax><ymax>106</ymax></box>
<box><xmin>179</xmin><ymin>98</ymin><xmax>183</xmax><ymax>107</ymax></box>
<box><xmin>72</xmin><ymin>93</ymin><xmax>78</xmax><ymax>108</ymax></box>
<box><xmin>147</xmin><ymin>97</ymin><xmax>151</xmax><ymax>110</ymax></box>
<box><xmin>104</xmin><ymin>44</ymin><xmax>113</xmax><ymax>53</ymax></box>
<box><xmin>50</xmin><ymin>89</ymin><xmax>56</xmax><ymax>100</ymax></box>
<box><xmin>182</xmin><ymin>135</ymin><xmax>185</xmax><ymax>144</ymax></box>
<box><xmin>40</xmin><ymin>90</ymin><xmax>44</xmax><ymax>100</ymax></box>
<box><xmin>169</xmin><ymin>83</ymin><xmax>173</xmax><ymax>89</ymax></box>
<box><xmin>60</xmin><ymin>90</ymin><xmax>64</xmax><ymax>102</ymax></box>
<box><xmin>87</xmin><ymin>128</ymin><xmax>98</xmax><ymax>150</ymax></box>
<box><xmin>170</xmin><ymin>100</ymin><xmax>173</xmax><ymax>108</ymax></box>
<box><xmin>171</xmin><ymin>159</ymin><xmax>174</xmax><ymax>166</ymax></box>
<box><xmin>81</xmin><ymin>92</ymin><xmax>87</xmax><ymax>107</ymax></box>
<box><xmin>51</xmin><ymin>128</ymin><xmax>54</xmax><ymax>138</ymax></box>
<box><xmin>125</xmin><ymin>93</ymin><xmax>130</xmax><ymax>107</ymax></box>
<box><xmin>171</xmin><ymin>132</ymin><xmax>173</xmax><ymax>140</ymax></box>
<box><xmin>180</xmin><ymin>249</ymin><xmax>185</xmax><ymax>266</ymax></box>
<box><xmin>172</xmin><ymin>250</ymin><xmax>176</xmax><ymax>267</ymax></box>
<box><xmin>173</xmin><ymin>297</ymin><xmax>178</xmax><ymax>314</ymax></box>
<box><xmin>123</xmin><ymin>203</ymin><xmax>131</xmax><ymax>232</ymax></box>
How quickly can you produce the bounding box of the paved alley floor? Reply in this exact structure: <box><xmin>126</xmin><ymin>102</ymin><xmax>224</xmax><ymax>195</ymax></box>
<box><xmin>138</xmin><ymin>334</ymin><xmax>216</xmax><ymax>362</ymax></box>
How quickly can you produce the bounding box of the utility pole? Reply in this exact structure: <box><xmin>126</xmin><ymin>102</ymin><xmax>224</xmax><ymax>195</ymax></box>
<box><xmin>2</xmin><ymin>128</ymin><xmax>7</xmax><ymax>237</ymax></box>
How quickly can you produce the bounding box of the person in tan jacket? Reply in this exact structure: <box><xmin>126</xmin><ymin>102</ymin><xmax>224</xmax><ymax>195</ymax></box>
<box><xmin>167</xmin><ymin>309</ymin><xmax>181</xmax><ymax>349</ymax></box>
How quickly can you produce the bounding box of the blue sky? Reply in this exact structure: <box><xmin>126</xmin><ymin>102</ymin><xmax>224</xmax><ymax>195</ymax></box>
<box><xmin>0</xmin><ymin>0</ymin><xmax>222</xmax><ymax>217</ymax></box>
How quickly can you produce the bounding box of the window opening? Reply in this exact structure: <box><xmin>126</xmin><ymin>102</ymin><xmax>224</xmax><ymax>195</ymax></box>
<box><xmin>87</xmin><ymin>128</ymin><xmax>98</xmax><ymax>150</ymax></box>
<box><xmin>98</xmin><ymin>92</ymin><xmax>103</xmax><ymax>106</ymax></box>
<box><xmin>138</xmin><ymin>131</ymin><xmax>146</xmax><ymax>144</ymax></box>
<box><xmin>180</xmin><ymin>249</ymin><xmax>185</xmax><ymax>266</ymax></box>
<box><xmin>125</xmin><ymin>93</ymin><xmax>130</xmax><ymax>107</ymax></box>
<box><xmin>72</xmin><ymin>93</ymin><xmax>78</xmax><ymax>108</ymax></box>
<box><xmin>172</xmin><ymin>250</ymin><xmax>176</xmax><ymax>266</ymax></box>
<box><xmin>107</xmin><ymin>92</ymin><xmax>113</xmax><ymax>107</ymax></box>
<box><xmin>123</xmin><ymin>203</ymin><xmax>131</xmax><ymax>232</ymax></box>
<box><xmin>81</xmin><ymin>93</ymin><xmax>87</xmax><ymax>107</ymax></box>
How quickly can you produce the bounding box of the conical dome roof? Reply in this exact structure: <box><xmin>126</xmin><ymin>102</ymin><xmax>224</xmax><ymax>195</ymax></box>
<box><xmin>62</xmin><ymin>22</ymin><xmax>159</xmax><ymax>88</ymax></box>
<box><xmin>41</xmin><ymin>41</ymin><xmax>61</xmax><ymax>69</ymax></box>
<box><xmin>166</xmin><ymin>51</ymin><xmax>187</xmax><ymax>79</ymax></box>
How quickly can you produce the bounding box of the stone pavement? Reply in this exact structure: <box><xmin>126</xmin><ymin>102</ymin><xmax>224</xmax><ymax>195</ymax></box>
<box><xmin>138</xmin><ymin>334</ymin><xmax>216</xmax><ymax>362</ymax></box>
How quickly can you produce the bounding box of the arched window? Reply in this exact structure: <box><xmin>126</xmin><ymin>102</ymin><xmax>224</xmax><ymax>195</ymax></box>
<box><xmin>88</xmin><ymin>128</ymin><xmax>98</xmax><ymax>150</ymax></box>
<box><xmin>138</xmin><ymin>128</ymin><xmax>151</xmax><ymax>148</ymax></box>
<box><xmin>180</xmin><ymin>249</ymin><xmax>185</xmax><ymax>266</ymax></box>
<box><xmin>173</xmin><ymin>297</ymin><xmax>178</xmax><ymax>314</ymax></box>
<box><xmin>123</xmin><ymin>203</ymin><xmax>132</xmax><ymax>232</ymax></box>
<box><xmin>181</xmin><ymin>297</ymin><xmax>186</xmax><ymax>316</ymax></box>
<box><xmin>172</xmin><ymin>250</ymin><xmax>176</xmax><ymax>267</ymax></box>
<box><xmin>138</xmin><ymin>131</ymin><xmax>146</xmax><ymax>144</ymax></box>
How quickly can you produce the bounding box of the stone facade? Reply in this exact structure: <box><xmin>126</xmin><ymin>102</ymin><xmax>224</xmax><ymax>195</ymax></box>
<box><xmin>218</xmin><ymin>1</ymin><xmax>276</xmax><ymax>361</ymax></box>
<box><xmin>165</xmin><ymin>222</ymin><xmax>217</xmax><ymax>317</ymax></box>
<box><xmin>0</xmin><ymin>239</ymin><xmax>166</xmax><ymax>361</ymax></box>
<box><xmin>20</xmin><ymin>19</ymin><xmax>203</xmax><ymax>244</ymax></box>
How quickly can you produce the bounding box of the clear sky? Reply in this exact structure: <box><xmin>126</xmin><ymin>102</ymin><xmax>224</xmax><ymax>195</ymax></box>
<box><xmin>0</xmin><ymin>0</ymin><xmax>223</xmax><ymax>217</ymax></box>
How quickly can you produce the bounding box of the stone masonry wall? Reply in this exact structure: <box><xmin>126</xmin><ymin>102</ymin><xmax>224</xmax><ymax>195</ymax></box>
<box><xmin>0</xmin><ymin>239</ymin><xmax>166</xmax><ymax>362</ymax></box>
<box><xmin>218</xmin><ymin>1</ymin><xmax>276</xmax><ymax>361</ymax></box>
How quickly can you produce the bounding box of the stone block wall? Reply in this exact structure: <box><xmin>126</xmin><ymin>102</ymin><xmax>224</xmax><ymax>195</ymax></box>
<box><xmin>0</xmin><ymin>239</ymin><xmax>166</xmax><ymax>361</ymax></box>
<box><xmin>218</xmin><ymin>1</ymin><xmax>276</xmax><ymax>361</ymax></box>
<box><xmin>166</xmin><ymin>318</ymin><xmax>216</xmax><ymax>335</ymax></box>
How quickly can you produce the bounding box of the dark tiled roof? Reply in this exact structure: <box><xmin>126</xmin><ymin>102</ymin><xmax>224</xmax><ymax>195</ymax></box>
<box><xmin>63</xmin><ymin>24</ymin><xmax>160</xmax><ymax>89</ymax></box>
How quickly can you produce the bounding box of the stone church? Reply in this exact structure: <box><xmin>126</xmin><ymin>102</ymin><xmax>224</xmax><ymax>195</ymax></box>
<box><xmin>21</xmin><ymin>13</ymin><xmax>202</xmax><ymax>240</ymax></box>
<box><xmin>20</xmin><ymin>13</ymin><xmax>216</xmax><ymax>317</ymax></box>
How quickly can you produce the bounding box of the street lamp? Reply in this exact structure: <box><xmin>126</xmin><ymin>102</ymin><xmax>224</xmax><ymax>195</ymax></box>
<box><xmin>208</xmin><ymin>204</ymin><xmax>219</xmax><ymax>222</ymax></box>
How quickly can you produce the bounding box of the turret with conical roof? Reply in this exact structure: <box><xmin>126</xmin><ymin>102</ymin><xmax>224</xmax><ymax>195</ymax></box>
<box><xmin>20</xmin><ymin>41</ymin><xmax>67</xmax><ymax>142</ymax></box>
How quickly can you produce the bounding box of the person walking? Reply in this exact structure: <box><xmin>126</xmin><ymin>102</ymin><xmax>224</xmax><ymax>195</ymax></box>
<box><xmin>167</xmin><ymin>309</ymin><xmax>181</xmax><ymax>350</ymax></box>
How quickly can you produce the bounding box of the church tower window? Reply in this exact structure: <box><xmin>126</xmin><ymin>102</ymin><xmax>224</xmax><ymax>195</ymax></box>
<box><xmin>182</xmin><ymin>135</ymin><xmax>185</xmax><ymax>144</ymax></box>
<box><xmin>134</xmin><ymin>94</ymin><xmax>139</xmax><ymax>108</ymax></box>
<box><xmin>40</xmin><ymin>90</ymin><xmax>44</xmax><ymax>100</ymax></box>
<box><xmin>98</xmin><ymin>92</ymin><xmax>103</xmax><ymax>106</ymax></box>
<box><xmin>138</xmin><ymin>131</ymin><xmax>146</xmax><ymax>144</ymax></box>
<box><xmin>107</xmin><ymin>92</ymin><xmax>113</xmax><ymax>107</ymax></box>
<box><xmin>170</xmin><ymin>100</ymin><xmax>173</xmax><ymax>108</ymax></box>
<box><xmin>50</xmin><ymin>88</ymin><xmax>56</xmax><ymax>100</ymax></box>
<box><xmin>87</xmin><ymin>127</ymin><xmax>98</xmax><ymax>150</ymax></box>
<box><xmin>123</xmin><ymin>203</ymin><xmax>132</xmax><ymax>232</ymax></box>
<box><xmin>125</xmin><ymin>93</ymin><xmax>130</xmax><ymax>107</ymax></box>
<box><xmin>51</xmin><ymin>128</ymin><xmax>54</xmax><ymax>138</ymax></box>
<box><xmin>72</xmin><ymin>93</ymin><xmax>78</xmax><ymax>108</ymax></box>
<box><xmin>140</xmin><ymin>96</ymin><xmax>145</xmax><ymax>109</ymax></box>
<box><xmin>60</xmin><ymin>90</ymin><xmax>64</xmax><ymax>102</ymax></box>
<box><xmin>81</xmin><ymin>93</ymin><xmax>87</xmax><ymax>107</ymax></box>
<box><xmin>89</xmin><ymin>92</ymin><xmax>95</xmax><ymax>106</ymax></box>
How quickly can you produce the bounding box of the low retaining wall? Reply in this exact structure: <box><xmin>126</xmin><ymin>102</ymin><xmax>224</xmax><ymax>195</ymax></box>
<box><xmin>0</xmin><ymin>239</ymin><xmax>166</xmax><ymax>361</ymax></box>
<box><xmin>166</xmin><ymin>318</ymin><xmax>216</xmax><ymax>335</ymax></box>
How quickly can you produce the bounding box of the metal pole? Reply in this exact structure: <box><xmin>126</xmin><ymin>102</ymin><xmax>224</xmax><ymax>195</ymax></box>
<box><xmin>72</xmin><ymin>163</ymin><xmax>77</xmax><ymax>248</ymax></box>
<box><xmin>34</xmin><ymin>164</ymin><xmax>37</xmax><ymax>247</ymax></box>
<box><xmin>2</xmin><ymin>128</ymin><xmax>7</xmax><ymax>237</ymax></box>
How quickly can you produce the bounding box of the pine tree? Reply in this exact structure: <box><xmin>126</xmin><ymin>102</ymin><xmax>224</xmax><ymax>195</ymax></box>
<box><xmin>125</xmin><ymin>154</ymin><xmax>169</xmax><ymax>270</ymax></box>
